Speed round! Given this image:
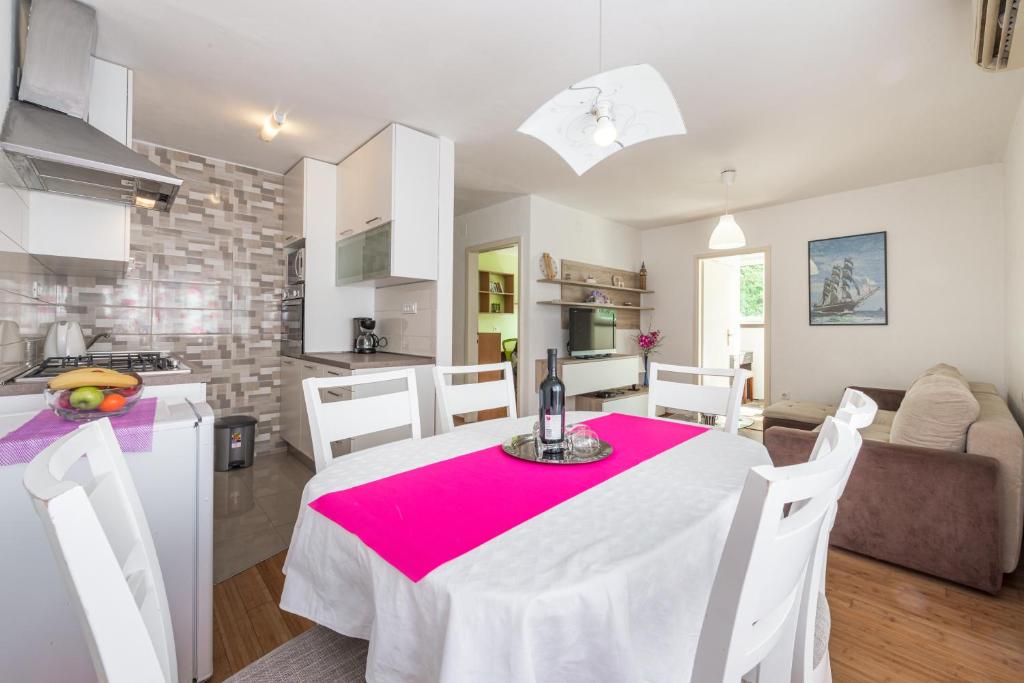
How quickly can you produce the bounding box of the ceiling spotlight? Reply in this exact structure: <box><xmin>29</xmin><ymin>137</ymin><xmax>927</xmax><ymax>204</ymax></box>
<box><xmin>592</xmin><ymin>101</ymin><xmax>617</xmax><ymax>147</ymax></box>
<box><xmin>259</xmin><ymin>110</ymin><xmax>286</xmax><ymax>142</ymax></box>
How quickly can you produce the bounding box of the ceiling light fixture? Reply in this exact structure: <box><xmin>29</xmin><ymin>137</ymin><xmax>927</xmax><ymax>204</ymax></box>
<box><xmin>709</xmin><ymin>170</ymin><xmax>747</xmax><ymax>250</ymax></box>
<box><xmin>259</xmin><ymin>110</ymin><xmax>286</xmax><ymax>142</ymax></box>
<box><xmin>517</xmin><ymin>1</ymin><xmax>685</xmax><ymax>175</ymax></box>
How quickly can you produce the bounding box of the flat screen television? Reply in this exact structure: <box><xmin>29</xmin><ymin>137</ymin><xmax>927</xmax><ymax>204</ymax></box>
<box><xmin>568</xmin><ymin>307</ymin><xmax>616</xmax><ymax>358</ymax></box>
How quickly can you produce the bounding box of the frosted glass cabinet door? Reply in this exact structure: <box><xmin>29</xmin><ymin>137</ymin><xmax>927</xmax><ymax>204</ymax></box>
<box><xmin>336</xmin><ymin>232</ymin><xmax>366</xmax><ymax>285</ymax></box>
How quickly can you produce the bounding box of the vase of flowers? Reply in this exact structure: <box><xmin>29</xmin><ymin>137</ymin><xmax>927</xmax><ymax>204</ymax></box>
<box><xmin>633</xmin><ymin>327</ymin><xmax>663</xmax><ymax>387</ymax></box>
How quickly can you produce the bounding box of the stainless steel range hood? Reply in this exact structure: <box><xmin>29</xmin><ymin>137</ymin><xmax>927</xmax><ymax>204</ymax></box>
<box><xmin>2</xmin><ymin>100</ymin><xmax>182</xmax><ymax>211</ymax></box>
<box><xmin>0</xmin><ymin>0</ymin><xmax>181</xmax><ymax>212</ymax></box>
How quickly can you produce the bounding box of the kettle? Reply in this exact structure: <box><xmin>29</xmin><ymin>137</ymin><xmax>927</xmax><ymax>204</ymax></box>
<box><xmin>0</xmin><ymin>320</ymin><xmax>23</xmax><ymax>363</ymax></box>
<box><xmin>354</xmin><ymin>331</ymin><xmax>388</xmax><ymax>354</ymax></box>
<box><xmin>43</xmin><ymin>321</ymin><xmax>87</xmax><ymax>357</ymax></box>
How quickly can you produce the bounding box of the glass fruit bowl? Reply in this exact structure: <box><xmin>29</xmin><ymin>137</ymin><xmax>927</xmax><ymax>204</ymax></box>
<box><xmin>45</xmin><ymin>373</ymin><xmax>145</xmax><ymax>422</ymax></box>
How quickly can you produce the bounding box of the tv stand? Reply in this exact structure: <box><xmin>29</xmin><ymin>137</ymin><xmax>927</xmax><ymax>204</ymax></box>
<box><xmin>534</xmin><ymin>354</ymin><xmax>641</xmax><ymax>398</ymax></box>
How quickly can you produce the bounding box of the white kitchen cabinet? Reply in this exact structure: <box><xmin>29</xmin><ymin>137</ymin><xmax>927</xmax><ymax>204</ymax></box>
<box><xmin>26</xmin><ymin>58</ymin><xmax>132</xmax><ymax>275</ymax></box>
<box><xmin>298</xmin><ymin>360</ymin><xmax>321</xmax><ymax>459</ymax></box>
<box><xmin>337</xmin><ymin>128</ymin><xmax>392</xmax><ymax>239</ymax></box>
<box><xmin>335</xmin><ymin>124</ymin><xmax>439</xmax><ymax>286</ymax></box>
<box><xmin>280</xmin><ymin>357</ymin><xmax>301</xmax><ymax>448</ymax></box>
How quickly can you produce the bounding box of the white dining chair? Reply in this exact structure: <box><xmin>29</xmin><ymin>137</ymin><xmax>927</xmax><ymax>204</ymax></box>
<box><xmin>23</xmin><ymin>418</ymin><xmax>368</xmax><ymax>683</ymax></box>
<box><xmin>791</xmin><ymin>390</ymin><xmax>878</xmax><ymax>683</ymax></box>
<box><xmin>692</xmin><ymin>417</ymin><xmax>859</xmax><ymax>683</ymax></box>
<box><xmin>303</xmin><ymin>368</ymin><xmax>421</xmax><ymax>472</ymax></box>
<box><xmin>433</xmin><ymin>362</ymin><xmax>517</xmax><ymax>433</ymax></box>
<box><xmin>647</xmin><ymin>362</ymin><xmax>750</xmax><ymax>434</ymax></box>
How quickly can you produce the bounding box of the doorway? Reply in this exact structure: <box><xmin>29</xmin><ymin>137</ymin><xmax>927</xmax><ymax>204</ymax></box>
<box><xmin>696</xmin><ymin>248</ymin><xmax>770</xmax><ymax>421</ymax></box>
<box><xmin>464</xmin><ymin>241</ymin><xmax>522</xmax><ymax>421</ymax></box>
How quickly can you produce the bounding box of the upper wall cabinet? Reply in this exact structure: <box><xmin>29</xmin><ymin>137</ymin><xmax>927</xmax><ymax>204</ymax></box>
<box><xmin>336</xmin><ymin>124</ymin><xmax>439</xmax><ymax>286</ymax></box>
<box><xmin>26</xmin><ymin>58</ymin><xmax>132</xmax><ymax>276</ymax></box>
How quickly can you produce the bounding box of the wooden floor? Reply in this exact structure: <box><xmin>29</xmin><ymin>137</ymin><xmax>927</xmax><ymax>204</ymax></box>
<box><xmin>213</xmin><ymin>548</ymin><xmax>1024</xmax><ymax>682</ymax></box>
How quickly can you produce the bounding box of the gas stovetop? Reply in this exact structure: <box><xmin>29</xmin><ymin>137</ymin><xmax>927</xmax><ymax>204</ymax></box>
<box><xmin>13</xmin><ymin>352</ymin><xmax>190</xmax><ymax>382</ymax></box>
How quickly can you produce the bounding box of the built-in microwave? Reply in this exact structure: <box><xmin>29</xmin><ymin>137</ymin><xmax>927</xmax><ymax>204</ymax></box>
<box><xmin>287</xmin><ymin>247</ymin><xmax>306</xmax><ymax>285</ymax></box>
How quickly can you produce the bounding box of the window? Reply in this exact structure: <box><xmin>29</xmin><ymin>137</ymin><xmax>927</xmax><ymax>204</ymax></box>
<box><xmin>740</xmin><ymin>263</ymin><xmax>764</xmax><ymax>322</ymax></box>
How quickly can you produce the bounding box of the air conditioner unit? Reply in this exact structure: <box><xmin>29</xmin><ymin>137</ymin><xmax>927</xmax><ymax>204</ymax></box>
<box><xmin>975</xmin><ymin>0</ymin><xmax>1021</xmax><ymax>71</ymax></box>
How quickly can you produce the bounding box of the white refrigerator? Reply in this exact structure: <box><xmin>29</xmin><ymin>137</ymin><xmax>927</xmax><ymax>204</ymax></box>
<box><xmin>0</xmin><ymin>394</ymin><xmax>214</xmax><ymax>682</ymax></box>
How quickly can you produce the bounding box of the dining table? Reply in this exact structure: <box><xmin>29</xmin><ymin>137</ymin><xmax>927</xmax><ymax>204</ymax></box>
<box><xmin>280</xmin><ymin>411</ymin><xmax>770</xmax><ymax>682</ymax></box>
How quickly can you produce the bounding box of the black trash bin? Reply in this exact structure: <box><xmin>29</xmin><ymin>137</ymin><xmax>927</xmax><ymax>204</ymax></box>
<box><xmin>214</xmin><ymin>415</ymin><xmax>258</xmax><ymax>471</ymax></box>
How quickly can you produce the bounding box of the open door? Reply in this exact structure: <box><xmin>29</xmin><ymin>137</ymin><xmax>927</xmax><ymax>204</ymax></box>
<box><xmin>699</xmin><ymin>257</ymin><xmax>741</xmax><ymax>388</ymax></box>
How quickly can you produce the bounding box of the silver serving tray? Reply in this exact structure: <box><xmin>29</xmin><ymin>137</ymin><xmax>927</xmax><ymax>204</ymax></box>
<box><xmin>501</xmin><ymin>434</ymin><xmax>613</xmax><ymax>465</ymax></box>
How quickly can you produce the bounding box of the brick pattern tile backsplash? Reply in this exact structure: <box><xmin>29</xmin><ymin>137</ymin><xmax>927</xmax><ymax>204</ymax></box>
<box><xmin>0</xmin><ymin>143</ymin><xmax>287</xmax><ymax>455</ymax></box>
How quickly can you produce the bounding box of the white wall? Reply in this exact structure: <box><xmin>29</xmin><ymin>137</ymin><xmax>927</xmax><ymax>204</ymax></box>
<box><xmin>1005</xmin><ymin>94</ymin><xmax>1024</xmax><ymax>424</ymax></box>
<box><xmin>453</xmin><ymin>196</ymin><xmax>531</xmax><ymax>370</ymax></box>
<box><xmin>526</xmin><ymin>196</ymin><xmax>641</xmax><ymax>412</ymax></box>
<box><xmin>642</xmin><ymin>164</ymin><xmax>1007</xmax><ymax>404</ymax></box>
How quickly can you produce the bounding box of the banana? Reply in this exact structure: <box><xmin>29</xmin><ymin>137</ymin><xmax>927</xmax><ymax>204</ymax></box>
<box><xmin>48</xmin><ymin>367</ymin><xmax>140</xmax><ymax>391</ymax></box>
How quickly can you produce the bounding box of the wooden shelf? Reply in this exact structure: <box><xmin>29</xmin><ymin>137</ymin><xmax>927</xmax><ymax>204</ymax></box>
<box><xmin>538</xmin><ymin>300</ymin><xmax>654</xmax><ymax>311</ymax></box>
<box><xmin>537</xmin><ymin>278</ymin><xmax>653</xmax><ymax>294</ymax></box>
<box><xmin>479</xmin><ymin>290</ymin><xmax>513</xmax><ymax>295</ymax></box>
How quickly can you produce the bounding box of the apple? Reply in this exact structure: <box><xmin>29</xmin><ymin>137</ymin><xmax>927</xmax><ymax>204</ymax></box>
<box><xmin>69</xmin><ymin>386</ymin><xmax>104</xmax><ymax>411</ymax></box>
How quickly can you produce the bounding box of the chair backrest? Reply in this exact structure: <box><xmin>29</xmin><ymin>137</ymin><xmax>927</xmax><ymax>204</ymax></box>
<box><xmin>502</xmin><ymin>338</ymin><xmax>518</xmax><ymax>364</ymax></box>
<box><xmin>692</xmin><ymin>418</ymin><xmax>858</xmax><ymax>682</ymax></box>
<box><xmin>835</xmin><ymin>387</ymin><xmax>878</xmax><ymax>431</ymax></box>
<box><xmin>22</xmin><ymin>418</ymin><xmax>177</xmax><ymax>683</ymax></box>
<box><xmin>303</xmin><ymin>368</ymin><xmax>421</xmax><ymax>472</ymax></box>
<box><xmin>433</xmin><ymin>362</ymin><xmax>518</xmax><ymax>434</ymax></box>
<box><xmin>790</xmin><ymin>391</ymin><xmax>877</xmax><ymax>682</ymax></box>
<box><xmin>647</xmin><ymin>362</ymin><xmax>750</xmax><ymax>434</ymax></box>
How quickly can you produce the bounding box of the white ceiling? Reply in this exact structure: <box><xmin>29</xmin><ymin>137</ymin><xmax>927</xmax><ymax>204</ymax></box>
<box><xmin>87</xmin><ymin>0</ymin><xmax>1024</xmax><ymax>228</ymax></box>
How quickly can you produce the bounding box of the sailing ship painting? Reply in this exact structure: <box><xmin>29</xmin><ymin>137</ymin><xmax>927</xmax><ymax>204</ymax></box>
<box><xmin>808</xmin><ymin>231</ymin><xmax>887</xmax><ymax>325</ymax></box>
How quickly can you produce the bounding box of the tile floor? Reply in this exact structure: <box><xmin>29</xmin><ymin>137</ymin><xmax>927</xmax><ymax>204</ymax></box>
<box><xmin>213</xmin><ymin>451</ymin><xmax>314</xmax><ymax>583</ymax></box>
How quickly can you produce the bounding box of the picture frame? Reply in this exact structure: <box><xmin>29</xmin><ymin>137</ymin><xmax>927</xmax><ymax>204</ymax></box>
<box><xmin>808</xmin><ymin>231</ymin><xmax>887</xmax><ymax>326</ymax></box>
<box><xmin>612</xmin><ymin>275</ymin><xmax>625</xmax><ymax>288</ymax></box>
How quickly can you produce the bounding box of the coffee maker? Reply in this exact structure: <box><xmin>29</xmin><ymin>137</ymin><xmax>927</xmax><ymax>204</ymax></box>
<box><xmin>353</xmin><ymin>317</ymin><xmax>387</xmax><ymax>354</ymax></box>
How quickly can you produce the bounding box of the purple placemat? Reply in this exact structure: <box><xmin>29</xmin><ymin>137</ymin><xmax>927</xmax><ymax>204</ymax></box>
<box><xmin>0</xmin><ymin>398</ymin><xmax>159</xmax><ymax>467</ymax></box>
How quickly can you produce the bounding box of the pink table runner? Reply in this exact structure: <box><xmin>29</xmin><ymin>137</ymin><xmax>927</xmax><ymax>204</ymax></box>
<box><xmin>309</xmin><ymin>413</ymin><xmax>709</xmax><ymax>581</ymax></box>
<box><xmin>0</xmin><ymin>398</ymin><xmax>159</xmax><ymax>467</ymax></box>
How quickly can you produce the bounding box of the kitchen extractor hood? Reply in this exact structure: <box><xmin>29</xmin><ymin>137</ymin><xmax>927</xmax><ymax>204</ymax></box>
<box><xmin>2</xmin><ymin>100</ymin><xmax>181</xmax><ymax>210</ymax></box>
<box><xmin>0</xmin><ymin>0</ymin><xmax>181</xmax><ymax>211</ymax></box>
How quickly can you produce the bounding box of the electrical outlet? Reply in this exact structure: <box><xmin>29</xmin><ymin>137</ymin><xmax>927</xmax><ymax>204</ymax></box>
<box><xmin>32</xmin><ymin>281</ymin><xmax>39</xmax><ymax>299</ymax></box>
<box><xmin>402</xmin><ymin>302</ymin><xmax>417</xmax><ymax>314</ymax></box>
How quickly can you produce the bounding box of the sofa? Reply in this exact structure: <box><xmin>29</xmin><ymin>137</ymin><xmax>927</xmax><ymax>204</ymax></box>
<box><xmin>764</xmin><ymin>368</ymin><xmax>1024</xmax><ymax>593</ymax></box>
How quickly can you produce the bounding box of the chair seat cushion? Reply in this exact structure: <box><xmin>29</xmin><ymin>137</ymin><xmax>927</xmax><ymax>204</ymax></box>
<box><xmin>226</xmin><ymin>625</ymin><xmax>368</xmax><ymax>683</ymax></box>
<box><xmin>814</xmin><ymin>592</ymin><xmax>831</xmax><ymax>668</ymax></box>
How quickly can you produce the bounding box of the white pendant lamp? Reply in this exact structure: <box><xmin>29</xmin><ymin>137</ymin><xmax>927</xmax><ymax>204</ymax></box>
<box><xmin>517</xmin><ymin>1</ymin><xmax>686</xmax><ymax>175</ymax></box>
<box><xmin>709</xmin><ymin>170</ymin><xmax>747</xmax><ymax>250</ymax></box>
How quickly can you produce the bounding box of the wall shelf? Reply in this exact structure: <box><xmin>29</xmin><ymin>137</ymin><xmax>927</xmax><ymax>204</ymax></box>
<box><xmin>479</xmin><ymin>270</ymin><xmax>515</xmax><ymax>314</ymax></box>
<box><xmin>537</xmin><ymin>278</ymin><xmax>653</xmax><ymax>294</ymax></box>
<box><xmin>538</xmin><ymin>300</ymin><xmax>654</xmax><ymax>311</ymax></box>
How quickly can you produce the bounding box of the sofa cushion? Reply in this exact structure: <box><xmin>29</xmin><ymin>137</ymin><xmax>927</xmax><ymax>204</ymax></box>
<box><xmin>967</xmin><ymin>391</ymin><xmax>1024</xmax><ymax>573</ymax></box>
<box><xmin>969</xmin><ymin>381</ymin><xmax>1000</xmax><ymax>396</ymax></box>
<box><xmin>763</xmin><ymin>400</ymin><xmax>835</xmax><ymax>426</ymax></box>
<box><xmin>890</xmin><ymin>375</ymin><xmax>979</xmax><ymax>452</ymax></box>
<box><xmin>812</xmin><ymin>408</ymin><xmax>895</xmax><ymax>442</ymax></box>
<box><xmin>916</xmin><ymin>363</ymin><xmax>970</xmax><ymax>390</ymax></box>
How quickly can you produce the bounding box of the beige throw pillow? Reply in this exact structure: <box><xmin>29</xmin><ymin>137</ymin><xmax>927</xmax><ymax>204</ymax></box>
<box><xmin>890</xmin><ymin>374</ymin><xmax>980</xmax><ymax>452</ymax></box>
<box><xmin>915</xmin><ymin>363</ymin><xmax>970</xmax><ymax>390</ymax></box>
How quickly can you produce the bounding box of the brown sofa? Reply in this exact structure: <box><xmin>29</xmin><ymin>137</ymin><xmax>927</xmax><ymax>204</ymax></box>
<box><xmin>764</xmin><ymin>383</ymin><xmax>1023</xmax><ymax>594</ymax></box>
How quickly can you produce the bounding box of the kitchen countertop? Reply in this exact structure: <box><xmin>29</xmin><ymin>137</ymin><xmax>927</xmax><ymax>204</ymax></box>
<box><xmin>0</xmin><ymin>356</ymin><xmax>212</xmax><ymax>397</ymax></box>
<box><xmin>288</xmin><ymin>351</ymin><xmax>435</xmax><ymax>370</ymax></box>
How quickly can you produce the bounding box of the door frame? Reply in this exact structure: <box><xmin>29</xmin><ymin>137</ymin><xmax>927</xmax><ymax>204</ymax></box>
<box><xmin>693</xmin><ymin>245</ymin><xmax>772</xmax><ymax>404</ymax></box>
<box><xmin>464</xmin><ymin>237</ymin><xmax>525</xmax><ymax>415</ymax></box>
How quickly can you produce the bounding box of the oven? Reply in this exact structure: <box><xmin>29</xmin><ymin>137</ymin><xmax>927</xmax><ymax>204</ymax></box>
<box><xmin>281</xmin><ymin>284</ymin><xmax>304</xmax><ymax>358</ymax></box>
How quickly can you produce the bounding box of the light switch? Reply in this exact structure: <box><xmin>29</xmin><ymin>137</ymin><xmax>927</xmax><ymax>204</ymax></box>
<box><xmin>402</xmin><ymin>302</ymin><xmax>418</xmax><ymax>314</ymax></box>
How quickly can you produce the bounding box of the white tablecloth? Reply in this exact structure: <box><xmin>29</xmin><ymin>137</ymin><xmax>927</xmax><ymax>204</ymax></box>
<box><xmin>280</xmin><ymin>412</ymin><xmax>770</xmax><ymax>683</ymax></box>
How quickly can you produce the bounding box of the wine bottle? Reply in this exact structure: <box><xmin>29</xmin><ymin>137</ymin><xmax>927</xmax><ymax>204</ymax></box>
<box><xmin>539</xmin><ymin>348</ymin><xmax>566</xmax><ymax>454</ymax></box>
